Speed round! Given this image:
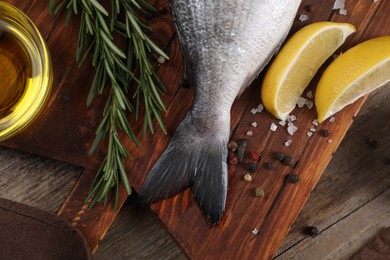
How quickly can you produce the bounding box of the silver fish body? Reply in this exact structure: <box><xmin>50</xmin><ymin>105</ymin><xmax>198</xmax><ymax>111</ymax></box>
<box><xmin>138</xmin><ymin>0</ymin><xmax>302</xmax><ymax>224</ymax></box>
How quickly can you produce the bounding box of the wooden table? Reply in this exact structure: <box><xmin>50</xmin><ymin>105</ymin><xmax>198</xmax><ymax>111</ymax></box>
<box><xmin>1</xmin><ymin>0</ymin><xmax>390</xmax><ymax>259</ymax></box>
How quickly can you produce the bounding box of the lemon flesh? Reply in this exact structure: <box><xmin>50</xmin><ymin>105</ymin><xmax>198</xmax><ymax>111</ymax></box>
<box><xmin>261</xmin><ymin>22</ymin><xmax>356</xmax><ymax>121</ymax></box>
<box><xmin>316</xmin><ymin>36</ymin><xmax>390</xmax><ymax>123</ymax></box>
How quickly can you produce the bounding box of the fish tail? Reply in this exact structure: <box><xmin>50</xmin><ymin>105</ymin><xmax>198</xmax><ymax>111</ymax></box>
<box><xmin>137</xmin><ymin>112</ymin><xmax>228</xmax><ymax>225</ymax></box>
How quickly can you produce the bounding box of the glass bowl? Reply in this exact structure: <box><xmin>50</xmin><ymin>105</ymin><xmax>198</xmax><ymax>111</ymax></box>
<box><xmin>0</xmin><ymin>2</ymin><xmax>52</xmax><ymax>141</ymax></box>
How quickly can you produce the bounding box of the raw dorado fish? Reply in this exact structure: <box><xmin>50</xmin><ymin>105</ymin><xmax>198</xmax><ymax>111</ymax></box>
<box><xmin>138</xmin><ymin>0</ymin><xmax>302</xmax><ymax>224</ymax></box>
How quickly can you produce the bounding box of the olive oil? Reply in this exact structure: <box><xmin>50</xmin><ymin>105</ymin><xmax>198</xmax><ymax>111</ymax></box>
<box><xmin>0</xmin><ymin>2</ymin><xmax>52</xmax><ymax>141</ymax></box>
<box><xmin>0</xmin><ymin>24</ymin><xmax>31</xmax><ymax>118</ymax></box>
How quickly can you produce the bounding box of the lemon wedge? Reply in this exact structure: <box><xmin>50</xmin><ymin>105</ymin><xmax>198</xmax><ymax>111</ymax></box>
<box><xmin>316</xmin><ymin>36</ymin><xmax>390</xmax><ymax>123</ymax></box>
<box><xmin>261</xmin><ymin>22</ymin><xmax>356</xmax><ymax>121</ymax></box>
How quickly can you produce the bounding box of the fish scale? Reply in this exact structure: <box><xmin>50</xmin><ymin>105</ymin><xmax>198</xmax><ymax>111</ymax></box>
<box><xmin>138</xmin><ymin>0</ymin><xmax>302</xmax><ymax>224</ymax></box>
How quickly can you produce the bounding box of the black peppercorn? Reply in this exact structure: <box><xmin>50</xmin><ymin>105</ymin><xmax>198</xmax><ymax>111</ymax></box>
<box><xmin>320</xmin><ymin>129</ymin><xmax>330</xmax><ymax>137</ymax></box>
<box><xmin>304</xmin><ymin>226</ymin><xmax>319</xmax><ymax>237</ymax></box>
<box><xmin>286</xmin><ymin>173</ymin><xmax>300</xmax><ymax>183</ymax></box>
<box><xmin>283</xmin><ymin>156</ymin><xmax>294</xmax><ymax>166</ymax></box>
<box><xmin>275</xmin><ymin>152</ymin><xmax>286</xmax><ymax>161</ymax></box>
<box><xmin>248</xmin><ymin>163</ymin><xmax>257</xmax><ymax>172</ymax></box>
<box><xmin>265</xmin><ymin>162</ymin><xmax>276</xmax><ymax>170</ymax></box>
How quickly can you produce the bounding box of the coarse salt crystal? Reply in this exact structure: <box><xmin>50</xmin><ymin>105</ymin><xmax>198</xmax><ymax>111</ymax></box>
<box><xmin>287</xmin><ymin>114</ymin><xmax>297</xmax><ymax>123</ymax></box>
<box><xmin>287</xmin><ymin>122</ymin><xmax>298</xmax><ymax>136</ymax></box>
<box><xmin>299</xmin><ymin>14</ymin><xmax>309</xmax><ymax>22</ymax></box>
<box><xmin>374</xmin><ymin>0</ymin><xmax>378</xmax><ymax>2</ymax></box>
<box><xmin>285</xmin><ymin>140</ymin><xmax>293</xmax><ymax>147</ymax></box>
<box><xmin>333</xmin><ymin>0</ymin><xmax>345</xmax><ymax>10</ymax></box>
<box><xmin>329</xmin><ymin>116</ymin><xmax>336</xmax><ymax>123</ymax></box>
<box><xmin>328</xmin><ymin>139</ymin><xmax>333</xmax><ymax>144</ymax></box>
<box><xmin>251</xmin><ymin>108</ymin><xmax>257</xmax><ymax>114</ymax></box>
<box><xmin>310</xmin><ymin>127</ymin><xmax>316</xmax><ymax>132</ymax></box>
<box><xmin>307</xmin><ymin>131</ymin><xmax>313</xmax><ymax>137</ymax></box>
<box><xmin>247</xmin><ymin>131</ymin><xmax>253</xmax><ymax>136</ymax></box>
<box><xmin>251</xmin><ymin>122</ymin><xmax>258</xmax><ymax>128</ymax></box>
<box><xmin>279</xmin><ymin>121</ymin><xmax>286</xmax><ymax>126</ymax></box>
<box><xmin>297</xmin><ymin>97</ymin><xmax>307</xmax><ymax>108</ymax></box>
<box><xmin>306</xmin><ymin>90</ymin><xmax>313</xmax><ymax>99</ymax></box>
<box><xmin>306</xmin><ymin>101</ymin><xmax>314</xmax><ymax>109</ymax></box>
<box><xmin>252</xmin><ymin>228</ymin><xmax>259</xmax><ymax>235</ymax></box>
<box><xmin>312</xmin><ymin>119</ymin><xmax>319</xmax><ymax>126</ymax></box>
<box><xmin>270</xmin><ymin>123</ymin><xmax>278</xmax><ymax>132</ymax></box>
<box><xmin>257</xmin><ymin>103</ymin><xmax>264</xmax><ymax>113</ymax></box>
<box><xmin>339</xmin><ymin>8</ymin><xmax>347</xmax><ymax>15</ymax></box>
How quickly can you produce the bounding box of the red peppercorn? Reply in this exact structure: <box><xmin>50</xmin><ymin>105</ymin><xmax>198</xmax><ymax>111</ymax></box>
<box><xmin>229</xmin><ymin>155</ymin><xmax>238</xmax><ymax>165</ymax></box>
<box><xmin>305</xmin><ymin>5</ymin><xmax>314</xmax><ymax>13</ymax></box>
<box><xmin>251</xmin><ymin>151</ymin><xmax>259</xmax><ymax>161</ymax></box>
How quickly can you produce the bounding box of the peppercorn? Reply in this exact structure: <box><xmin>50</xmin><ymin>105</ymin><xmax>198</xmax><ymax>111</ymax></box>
<box><xmin>283</xmin><ymin>156</ymin><xmax>294</xmax><ymax>166</ymax></box>
<box><xmin>248</xmin><ymin>163</ymin><xmax>257</xmax><ymax>172</ymax></box>
<box><xmin>251</xmin><ymin>151</ymin><xmax>260</xmax><ymax>161</ymax></box>
<box><xmin>158</xmin><ymin>7</ymin><xmax>167</xmax><ymax>14</ymax></box>
<box><xmin>305</xmin><ymin>4</ymin><xmax>314</xmax><ymax>13</ymax></box>
<box><xmin>286</xmin><ymin>173</ymin><xmax>300</xmax><ymax>183</ymax></box>
<box><xmin>229</xmin><ymin>154</ymin><xmax>238</xmax><ymax>165</ymax></box>
<box><xmin>244</xmin><ymin>173</ymin><xmax>253</xmax><ymax>182</ymax></box>
<box><xmin>304</xmin><ymin>226</ymin><xmax>319</xmax><ymax>237</ymax></box>
<box><xmin>255</xmin><ymin>188</ymin><xmax>265</xmax><ymax>198</ymax></box>
<box><xmin>320</xmin><ymin>129</ymin><xmax>330</xmax><ymax>137</ymax></box>
<box><xmin>265</xmin><ymin>162</ymin><xmax>275</xmax><ymax>170</ymax></box>
<box><xmin>228</xmin><ymin>140</ymin><xmax>239</xmax><ymax>152</ymax></box>
<box><xmin>275</xmin><ymin>152</ymin><xmax>286</xmax><ymax>161</ymax></box>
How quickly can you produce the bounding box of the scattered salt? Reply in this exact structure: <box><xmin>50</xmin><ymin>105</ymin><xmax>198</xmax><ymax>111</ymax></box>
<box><xmin>373</xmin><ymin>0</ymin><xmax>378</xmax><ymax>2</ymax></box>
<box><xmin>286</xmin><ymin>114</ymin><xmax>297</xmax><ymax>123</ymax></box>
<box><xmin>251</xmin><ymin>108</ymin><xmax>258</xmax><ymax>114</ymax></box>
<box><xmin>328</xmin><ymin>139</ymin><xmax>333</xmax><ymax>144</ymax></box>
<box><xmin>270</xmin><ymin>123</ymin><xmax>278</xmax><ymax>132</ymax></box>
<box><xmin>287</xmin><ymin>122</ymin><xmax>298</xmax><ymax>136</ymax></box>
<box><xmin>297</xmin><ymin>97</ymin><xmax>308</xmax><ymax>108</ymax></box>
<box><xmin>306</xmin><ymin>101</ymin><xmax>314</xmax><ymax>109</ymax></box>
<box><xmin>306</xmin><ymin>91</ymin><xmax>313</xmax><ymax>99</ymax></box>
<box><xmin>333</xmin><ymin>0</ymin><xmax>345</xmax><ymax>10</ymax></box>
<box><xmin>307</xmin><ymin>131</ymin><xmax>313</xmax><ymax>137</ymax></box>
<box><xmin>251</xmin><ymin>122</ymin><xmax>258</xmax><ymax>128</ymax></box>
<box><xmin>339</xmin><ymin>8</ymin><xmax>347</xmax><ymax>15</ymax></box>
<box><xmin>312</xmin><ymin>119</ymin><xmax>319</xmax><ymax>126</ymax></box>
<box><xmin>299</xmin><ymin>14</ymin><xmax>309</xmax><ymax>22</ymax></box>
<box><xmin>310</xmin><ymin>127</ymin><xmax>316</xmax><ymax>132</ymax></box>
<box><xmin>329</xmin><ymin>116</ymin><xmax>336</xmax><ymax>123</ymax></box>
<box><xmin>247</xmin><ymin>131</ymin><xmax>253</xmax><ymax>136</ymax></box>
<box><xmin>279</xmin><ymin>121</ymin><xmax>286</xmax><ymax>126</ymax></box>
<box><xmin>285</xmin><ymin>140</ymin><xmax>293</xmax><ymax>147</ymax></box>
<box><xmin>257</xmin><ymin>103</ymin><xmax>264</xmax><ymax>113</ymax></box>
<box><xmin>252</xmin><ymin>228</ymin><xmax>259</xmax><ymax>235</ymax></box>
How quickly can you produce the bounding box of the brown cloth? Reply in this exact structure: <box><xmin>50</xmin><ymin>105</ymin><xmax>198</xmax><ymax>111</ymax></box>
<box><xmin>352</xmin><ymin>227</ymin><xmax>390</xmax><ymax>260</ymax></box>
<box><xmin>0</xmin><ymin>198</ymin><xmax>92</xmax><ymax>260</ymax></box>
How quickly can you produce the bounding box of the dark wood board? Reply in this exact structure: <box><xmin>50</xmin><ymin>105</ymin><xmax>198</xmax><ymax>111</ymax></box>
<box><xmin>1</xmin><ymin>0</ymin><xmax>389</xmax><ymax>258</ymax></box>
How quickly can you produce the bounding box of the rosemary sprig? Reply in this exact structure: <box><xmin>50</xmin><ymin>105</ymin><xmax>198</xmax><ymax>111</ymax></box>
<box><xmin>49</xmin><ymin>0</ymin><xmax>169</xmax><ymax>209</ymax></box>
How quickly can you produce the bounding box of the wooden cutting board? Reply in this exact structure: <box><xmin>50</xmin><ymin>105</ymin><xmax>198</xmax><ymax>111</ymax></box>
<box><xmin>2</xmin><ymin>0</ymin><xmax>389</xmax><ymax>258</ymax></box>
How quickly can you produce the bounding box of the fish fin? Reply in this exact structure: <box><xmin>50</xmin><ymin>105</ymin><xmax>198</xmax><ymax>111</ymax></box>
<box><xmin>137</xmin><ymin>113</ymin><xmax>228</xmax><ymax>225</ymax></box>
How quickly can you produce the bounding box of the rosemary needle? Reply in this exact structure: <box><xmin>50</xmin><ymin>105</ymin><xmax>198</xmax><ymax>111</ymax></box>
<box><xmin>50</xmin><ymin>0</ymin><xmax>168</xmax><ymax>209</ymax></box>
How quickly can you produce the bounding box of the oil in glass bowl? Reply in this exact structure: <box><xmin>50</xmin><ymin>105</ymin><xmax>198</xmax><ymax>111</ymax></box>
<box><xmin>0</xmin><ymin>2</ymin><xmax>52</xmax><ymax>141</ymax></box>
<box><xmin>0</xmin><ymin>23</ymin><xmax>31</xmax><ymax>118</ymax></box>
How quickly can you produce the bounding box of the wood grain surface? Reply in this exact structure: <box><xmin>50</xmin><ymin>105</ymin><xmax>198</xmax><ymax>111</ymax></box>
<box><xmin>1</xmin><ymin>0</ymin><xmax>389</xmax><ymax>259</ymax></box>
